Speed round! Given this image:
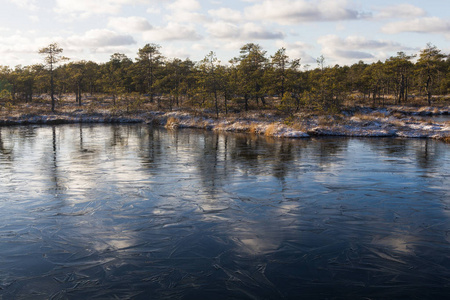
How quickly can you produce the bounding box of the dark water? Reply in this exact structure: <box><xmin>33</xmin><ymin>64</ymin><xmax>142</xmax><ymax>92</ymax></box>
<box><xmin>0</xmin><ymin>124</ymin><xmax>449</xmax><ymax>299</ymax></box>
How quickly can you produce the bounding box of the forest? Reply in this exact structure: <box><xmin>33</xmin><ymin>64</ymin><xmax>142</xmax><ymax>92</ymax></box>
<box><xmin>0</xmin><ymin>42</ymin><xmax>449</xmax><ymax>117</ymax></box>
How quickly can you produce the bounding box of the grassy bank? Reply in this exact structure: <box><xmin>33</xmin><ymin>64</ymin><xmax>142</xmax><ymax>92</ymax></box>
<box><xmin>0</xmin><ymin>96</ymin><xmax>449</xmax><ymax>142</ymax></box>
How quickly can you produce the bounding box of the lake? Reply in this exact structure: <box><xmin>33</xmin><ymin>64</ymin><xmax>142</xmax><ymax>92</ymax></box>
<box><xmin>0</xmin><ymin>124</ymin><xmax>449</xmax><ymax>299</ymax></box>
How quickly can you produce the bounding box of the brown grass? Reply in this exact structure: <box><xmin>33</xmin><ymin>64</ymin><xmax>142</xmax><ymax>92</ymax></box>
<box><xmin>441</xmin><ymin>136</ymin><xmax>450</xmax><ymax>143</ymax></box>
<box><xmin>264</xmin><ymin>123</ymin><xmax>278</xmax><ymax>136</ymax></box>
<box><xmin>249</xmin><ymin>122</ymin><xmax>258</xmax><ymax>134</ymax></box>
<box><xmin>165</xmin><ymin>116</ymin><xmax>179</xmax><ymax>129</ymax></box>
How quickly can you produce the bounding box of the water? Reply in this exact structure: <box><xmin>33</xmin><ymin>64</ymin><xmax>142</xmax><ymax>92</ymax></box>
<box><xmin>0</xmin><ymin>124</ymin><xmax>449</xmax><ymax>299</ymax></box>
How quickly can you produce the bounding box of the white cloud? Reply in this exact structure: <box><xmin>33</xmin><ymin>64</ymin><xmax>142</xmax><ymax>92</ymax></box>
<box><xmin>241</xmin><ymin>23</ymin><xmax>284</xmax><ymax>40</ymax></box>
<box><xmin>319</xmin><ymin>35</ymin><xmax>405</xmax><ymax>50</ymax></box>
<box><xmin>206</xmin><ymin>22</ymin><xmax>283</xmax><ymax>40</ymax></box>
<box><xmin>143</xmin><ymin>22</ymin><xmax>202</xmax><ymax>41</ymax></box>
<box><xmin>206</xmin><ymin>21</ymin><xmax>239</xmax><ymax>39</ymax></box>
<box><xmin>165</xmin><ymin>0</ymin><xmax>207</xmax><ymax>23</ymax></box>
<box><xmin>167</xmin><ymin>0</ymin><xmax>201</xmax><ymax>12</ymax></box>
<box><xmin>146</xmin><ymin>6</ymin><xmax>161</xmax><ymax>14</ymax></box>
<box><xmin>29</xmin><ymin>15</ymin><xmax>40</xmax><ymax>22</ymax></box>
<box><xmin>382</xmin><ymin>17</ymin><xmax>450</xmax><ymax>34</ymax></box>
<box><xmin>244</xmin><ymin>0</ymin><xmax>367</xmax><ymax>25</ymax></box>
<box><xmin>166</xmin><ymin>10</ymin><xmax>208</xmax><ymax>23</ymax></box>
<box><xmin>0</xmin><ymin>35</ymin><xmax>36</xmax><ymax>54</ymax></box>
<box><xmin>317</xmin><ymin>34</ymin><xmax>410</xmax><ymax>64</ymax></box>
<box><xmin>108</xmin><ymin>16</ymin><xmax>152</xmax><ymax>32</ymax></box>
<box><xmin>8</xmin><ymin>0</ymin><xmax>38</xmax><ymax>11</ymax></box>
<box><xmin>67</xmin><ymin>29</ymin><xmax>136</xmax><ymax>48</ymax></box>
<box><xmin>162</xmin><ymin>45</ymin><xmax>192</xmax><ymax>60</ymax></box>
<box><xmin>54</xmin><ymin>0</ymin><xmax>147</xmax><ymax>17</ymax></box>
<box><xmin>208</xmin><ymin>7</ymin><xmax>243</xmax><ymax>23</ymax></box>
<box><xmin>275</xmin><ymin>40</ymin><xmax>315</xmax><ymax>63</ymax></box>
<box><xmin>375</xmin><ymin>4</ymin><xmax>426</xmax><ymax>19</ymax></box>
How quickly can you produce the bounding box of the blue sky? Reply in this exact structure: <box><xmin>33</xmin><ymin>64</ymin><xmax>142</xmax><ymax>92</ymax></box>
<box><xmin>1</xmin><ymin>0</ymin><xmax>449</xmax><ymax>68</ymax></box>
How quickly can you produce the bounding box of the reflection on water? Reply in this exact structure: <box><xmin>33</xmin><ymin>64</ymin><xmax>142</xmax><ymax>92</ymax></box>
<box><xmin>0</xmin><ymin>124</ymin><xmax>449</xmax><ymax>299</ymax></box>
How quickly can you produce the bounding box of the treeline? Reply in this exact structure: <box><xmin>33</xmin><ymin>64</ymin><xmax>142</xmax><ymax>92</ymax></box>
<box><xmin>0</xmin><ymin>42</ymin><xmax>449</xmax><ymax>115</ymax></box>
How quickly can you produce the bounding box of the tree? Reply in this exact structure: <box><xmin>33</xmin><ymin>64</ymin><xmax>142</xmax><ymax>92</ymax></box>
<box><xmin>38</xmin><ymin>43</ymin><xmax>67</xmax><ymax>112</ymax></box>
<box><xmin>236</xmin><ymin>43</ymin><xmax>267</xmax><ymax>111</ymax></box>
<box><xmin>66</xmin><ymin>61</ymin><xmax>88</xmax><ymax>106</ymax></box>
<box><xmin>267</xmin><ymin>48</ymin><xmax>301</xmax><ymax>112</ymax></box>
<box><xmin>197</xmin><ymin>51</ymin><xmax>221</xmax><ymax>117</ymax></box>
<box><xmin>363</xmin><ymin>61</ymin><xmax>387</xmax><ymax>106</ymax></box>
<box><xmin>316</xmin><ymin>55</ymin><xmax>326</xmax><ymax>107</ymax></box>
<box><xmin>385</xmin><ymin>52</ymin><xmax>415</xmax><ymax>104</ymax></box>
<box><xmin>135</xmin><ymin>44</ymin><xmax>163</xmax><ymax>105</ymax></box>
<box><xmin>101</xmin><ymin>53</ymin><xmax>133</xmax><ymax>106</ymax></box>
<box><xmin>269</xmin><ymin>47</ymin><xmax>301</xmax><ymax>99</ymax></box>
<box><xmin>416</xmin><ymin>43</ymin><xmax>447</xmax><ymax>105</ymax></box>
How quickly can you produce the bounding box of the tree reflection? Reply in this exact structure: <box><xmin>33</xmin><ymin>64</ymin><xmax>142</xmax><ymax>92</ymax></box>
<box><xmin>50</xmin><ymin>125</ymin><xmax>64</xmax><ymax>195</ymax></box>
<box><xmin>313</xmin><ymin>137</ymin><xmax>349</xmax><ymax>166</ymax></box>
<box><xmin>1</xmin><ymin>125</ymin><xmax>450</xmax><ymax>299</ymax></box>
<box><xmin>0</xmin><ymin>128</ymin><xmax>13</xmax><ymax>159</ymax></box>
<box><xmin>415</xmin><ymin>139</ymin><xmax>439</xmax><ymax>170</ymax></box>
<box><xmin>137</xmin><ymin>127</ymin><xmax>165</xmax><ymax>170</ymax></box>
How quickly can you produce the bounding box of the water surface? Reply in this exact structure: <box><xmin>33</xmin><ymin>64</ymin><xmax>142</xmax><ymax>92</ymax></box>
<box><xmin>0</xmin><ymin>124</ymin><xmax>449</xmax><ymax>299</ymax></box>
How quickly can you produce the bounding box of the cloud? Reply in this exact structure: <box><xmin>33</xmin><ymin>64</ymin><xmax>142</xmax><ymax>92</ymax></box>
<box><xmin>206</xmin><ymin>22</ymin><xmax>284</xmax><ymax>40</ymax></box>
<box><xmin>382</xmin><ymin>17</ymin><xmax>450</xmax><ymax>34</ymax></box>
<box><xmin>143</xmin><ymin>23</ymin><xmax>202</xmax><ymax>41</ymax></box>
<box><xmin>54</xmin><ymin>0</ymin><xmax>147</xmax><ymax>17</ymax></box>
<box><xmin>375</xmin><ymin>4</ymin><xmax>426</xmax><ymax>19</ymax></box>
<box><xmin>162</xmin><ymin>45</ymin><xmax>192</xmax><ymax>60</ymax></box>
<box><xmin>208</xmin><ymin>7</ymin><xmax>243</xmax><ymax>23</ymax></box>
<box><xmin>146</xmin><ymin>6</ymin><xmax>161</xmax><ymax>14</ymax></box>
<box><xmin>8</xmin><ymin>0</ymin><xmax>38</xmax><ymax>11</ymax></box>
<box><xmin>275</xmin><ymin>40</ymin><xmax>316</xmax><ymax>64</ymax></box>
<box><xmin>67</xmin><ymin>29</ymin><xmax>136</xmax><ymax>48</ymax></box>
<box><xmin>318</xmin><ymin>35</ymin><xmax>406</xmax><ymax>50</ymax></box>
<box><xmin>165</xmin><ymin>0</ymin><xmax>207</xmax><ymax>23</ymax></box>
<box><xmin>108</xmin><ymin>16</ymin><xmax>152</xmax><ymax>32</ymax></box>
<box><xmin>167</xmin><ymin>0</ymin><xmax>201</xmax><ymax>12</ymax></box>
<box><xmin>29</xmin><ymin>15</ymin><xmax>40</xmax><ymax>22</ymax></box>
<box><xmin>334</xmin><ymin>49</ymin><xmax>374</xmax><ymax>59</ymax></box>
<box><xmin>0</xmin><ymin>35</ymin><xmax>36</xmax><ymax>54</ymax></box>
<box><xmin>244</xmin><ymin>0</ymin><xmax>368</xmax><ymax>25</ymax></box>
<box><xmin>317</xmin><ymin>34</ymin><xmax>411</xmax><ymax>64</ymax></box>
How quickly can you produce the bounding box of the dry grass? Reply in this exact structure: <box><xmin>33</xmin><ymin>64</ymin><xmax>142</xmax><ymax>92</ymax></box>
<box><xmin>264</xmin><ymin>123</ymin><xmax>278</xmax><ymax>136</ymax></box>
<box><xmin>249</xmin><ymin>122</ymin><xmax>259</xmax><ymax>134</ymax></box>
<box><xmin>317</xmin><ymin>115</ymin><xmax>336</xmax><ymax>126</ymax></box>
<box><xmin>165</xmin><ymin>116</ymin><xmax>179</xmax><ymax>129</ymax></box>
<box><xmin>391</xmin><ymin>112</ymin><xmax>405</xmax><ymax>119</ymax></box>
<box><xmin>353</xmin><ymin>113</ymin><xmax>376</xmax><ymax>121</ymax></box>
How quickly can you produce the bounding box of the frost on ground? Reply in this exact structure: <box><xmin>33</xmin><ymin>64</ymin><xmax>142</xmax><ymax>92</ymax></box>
<box><xmin>0</xmin><ymin>106</ymin><xmax>449</xmax><ymax>142</ymax></box>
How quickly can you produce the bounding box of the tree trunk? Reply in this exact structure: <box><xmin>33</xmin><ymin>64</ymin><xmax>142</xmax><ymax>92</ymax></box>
<box><xmin>214</xmin><ymin>90</ymin><xmax>219</xmax><ymax>118</ymax></box>
<box><xmin>260</xmin><ymin>95</ymin><xmax>266</xmax><ymax>106</ymax></box>
<box><xmin>426</xmin><ymin>75</ymin><xmax>432</xmax><ymax>105</ymax></box>
<box><xmin>50</xmin><ymin>70</ymin><xmax>55</xmax><ymax>112</ymax></box>
<box><xmin>398</xmin><ymin>74</ymin><xmax>405</xmax><ymax>105</ymax></box>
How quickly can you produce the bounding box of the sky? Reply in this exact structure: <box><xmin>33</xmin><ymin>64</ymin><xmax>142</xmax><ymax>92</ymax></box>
<box><xmin>1</xmin><ymin>0</ymin><xmax>450</xmax><ymax>68</ymax></box>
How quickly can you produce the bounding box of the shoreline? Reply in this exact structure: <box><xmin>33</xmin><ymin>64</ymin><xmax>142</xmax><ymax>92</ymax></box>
<box><xmin>0</xmin><ymin>106</ymin><xmax>449</xmax><ymax>142</ymax></box>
